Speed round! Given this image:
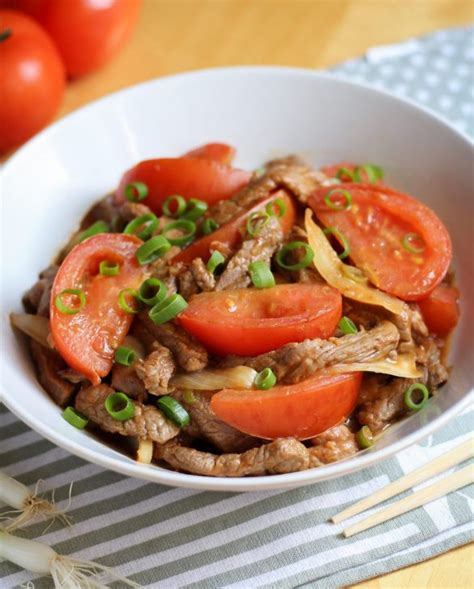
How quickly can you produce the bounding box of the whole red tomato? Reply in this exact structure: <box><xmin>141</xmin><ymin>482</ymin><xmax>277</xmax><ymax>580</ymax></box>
<box><xmin>0</xmin><ymin>9</ymin><xmax>65</xmax><ymax>153</ymax></box>
<box><xmin>6</xmin><ymin>0</ymin><xmax>141</xmax><ymax>77</ymax></box>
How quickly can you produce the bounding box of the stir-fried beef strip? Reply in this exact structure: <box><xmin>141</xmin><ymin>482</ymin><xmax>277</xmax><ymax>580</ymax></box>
<box><xmin>29</xmin><ymin>339</ymin><xmax>76</xmax><ymax>407</ymax></box>
<box><xmin>135</xmin><ymin>342</ymin><xmax>176</xmax><ymax>395</ymax></box>
<box><xmin>189</xmin><ymin>258</ymin><xmax>216</xmax><ymax>292</ymax></box>
<box><xmin>308</xmin><ymin>425</ymin><xmax>358</xmax><ymax>467</ymax></box>
<box><xmin>22</xmin><ymin>265</ymin><xmax>58</xmax><ymax>318</ymax></box>
<box><xmin>111</xmin><ymin>364</ymin><xmax>147</xmax><ymax>402</ymax></box>
<box><xmin>220</xmin><ymin>321</ymin><xmax>400</xmax><ymax>384</ymax></box>
<box><xmin>76</xmin><ymin>384</ymin><xmax>179</xmax><ymax>443</ymax></box>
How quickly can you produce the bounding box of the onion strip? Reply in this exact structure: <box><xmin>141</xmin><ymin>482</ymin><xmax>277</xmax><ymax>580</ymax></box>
<box><xmin>10</xmin><ymin>313</ymin><xmax>51</xmax><ymax>348</ymax></box>
<box><xmin>171</xmin><ymin>366</ymin><xmax>258</xmax><ymax>390</ymax></box>
<box><xmin>329</xmin><ymin>352</ymin><xmax>422</xmax><ymax>379</ymax></box>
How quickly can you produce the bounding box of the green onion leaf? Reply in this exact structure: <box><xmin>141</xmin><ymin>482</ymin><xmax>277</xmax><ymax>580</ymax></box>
<box><xmin>104</xmin><ymin>392</ymin><xmax>135</xmax><ymax>421</ymax></box>
<box><xmin>323</xmin><ymin>227</ymin><xmax>350</xmax><ymax>259</ymax></box>
<box><xmin>123</xmin><ymin>213</ymin><xmax>158</xmax><ymax>241</ymax></box>
<box><xmin>55</xmin><ymin>289</ymin><xmax>86</xmax><ymax>315</ymax></box>
<box><xmin>324</xmin><ymin>188</ymin><xmax>353</xmax><ymax>211</ymax></box>
<box><xmin>162</xmin><ymin>194</ymin><xmax>187</xmax><ymax>217</ymax></box>
<box><xmin>404</xmin><ymin>383</ymin><xmax>429</xmax><ymax>411</ymax></box>
<box><xmin>355</xmin><ymin>425</ymin><xmax>374</xmax><ymax>449</ymax></box>
<box><xmin>118</xmin><ymin>288</ymin><xmax>140</xmax><ymax>314</ymax></box>
<box><xmin>99</xmin><ymin>260</ymin><xmax>120</xmax><ymax>276</ymax></box>
<box><xmin>354</xmin><ymin>164</ymin><xmax>384</xmax><ymax>183</ymax></box>
<box><xmin>275</xmin><ymin>241</ymin><xmax>314</xmax><ymax>270</ymax></box>
<box><xmin>157</xmin><ymin>395</ymin><xmax>190</xmax><ymax>427</ymax></box>
<box><xmin>161</xmin><ymin>219</ymin><xmax>196</xmax><ymax>246</ymax></box>
<box><xmin>402</xmin><ymin>232</ymin><xmax>426</xmax><ymax>254</ymax></box>
<box><xmin>136</xmin><ymin>235</ymin><xmax>172</xmax><ymax>265</ymax></box>
<box><xmin>62</xmin><ymin>407</ymin><xmax>88</xmax><ymax>429</ymax></box>
<box><xmin>254</xmin><ymin>166</ymin><xmax>266</xmax><ymax>178</ymax></box>
<box><xmin>265</xmin><ymin>198</ymin><xmax>287</xmax><ymax>218</ymax></box>
<box><xmin>336</xmin><ymin>167</ymin><xmax>355</xmax><ymax>181</ymax></box>
<box><xmin>202</xmin><ymin>218</ymin><xmax>219</xmax><ymax>235</ymax></box>
<box><xmin>149</xmin><ymin>294</ymin><xmax>188</xmax><ymax>325</ymax></box>
<box><xmin>125</xmin><ymin>181</ymin><xmax>148</xmax><ymax>202</ymax></box>
<box><xmin>246</xmin><ymin>211</ymin><xmax>270</xmax><ymax>237</ymax></box>
<box><xmin>182</xmin><ymin>198</ymin><xmax>208</xmax><ymax>221</ymax></box>
<box><xmin>254</xmin><ymin>367</ymin><xmax>277</xmax><ymax>390</ymax></box>
<box><xmin>114</xmin><ymin>346</ymin><xmax>136</xmax><ymax>366</ymax></box>
<box><xmin>78</xmin><ymin>220</ymin><xmax>109</xmax><ymax>243</ymax></box>
<box><xmin>249</xmin><ymin>260</ymin><xmax>275</xmax><ymax>289</ymax></box>
<box><xmin>207</xmin><ymin>251</ymin><xmax>226</xmax><ymax>274</ymax></box>
<box><xmin>338</xmin><ymin>316</ymin><xmax>358</xmax><ymax>335</ymax></box>
<box><xmin>183</xmin><ymin>390</ymin><xmax>196</xmax><ymax>405</ymax></box>
<box><xmin>138</xmin><ymin>277</ymin><xmax>167</xmax><ymax>306</ymax></box>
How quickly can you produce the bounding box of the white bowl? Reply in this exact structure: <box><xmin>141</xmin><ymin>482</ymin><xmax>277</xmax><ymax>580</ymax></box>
<box><xmin>1</xmin><ymin>67</ymin><xmax>473</xmax><ymax>492</ymax></box>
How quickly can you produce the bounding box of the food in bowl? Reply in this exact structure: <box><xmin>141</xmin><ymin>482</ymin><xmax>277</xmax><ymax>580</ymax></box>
<box><xmin>11</xmin><ymin>143</ymin><xmax>459</xmax><ymax>477</ymax></box>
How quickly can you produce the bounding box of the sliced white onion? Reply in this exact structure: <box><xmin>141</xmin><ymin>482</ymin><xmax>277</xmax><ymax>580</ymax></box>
<box><xmin>329</xmin><ymin>352</ymin><xmax>422</xmax><ymax>378</ymax></box>
<box><xmin>137</xmin><ymin>439</ymin><xmax>153</xmax><ymax>464</ymax></box>
<box><xmin>10</xmin><ymin>313</ymin><xmax>51</xmax><ymax>348</ymax></box>
<box><xmin>171</xmin><ymin>366</ymin><xmax>258</xmax><ymax>390</ymax></box>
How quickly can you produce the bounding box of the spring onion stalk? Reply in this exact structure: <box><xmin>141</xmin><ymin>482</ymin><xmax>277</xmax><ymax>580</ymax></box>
<box><xmin>275</xmin><ymin>241</ymin><xmax>314</xmax><ymax>270</ymax></box>
<box><xmin>336</xmin><ymin>167</ymin><xmax>355</xmax><ymax>181</ymax></box>
<box><xmin>0</xmin><ymin>530</ymin><xmax>139</xmax><ymax>588</ymax></box>
<box><xmin>0</xmin><ymin>471</ymin><xmax>71</xmax><ymax>532</ymax></box>
<box><xmin>124</xmin><ymin>181</ymin><xmax>148</xmax><ymax>202</ymax></box>
<box><xmin>329</xmin><ymin>352</ymin><xmax>423</xmax><ymax>379</ymax></box>
<box><xmin>182</xmin><ymin>390</ymin><xmax>197</xmax><ymax>404</ymax></box>
<box><xmin>62</xmin><ymin>407</ymin><xmax>88</xmax><ymax>430</ymax></box>
<box><xmin>182</xmin><ymin>198</ymin><xmax>208</xmax><ymax>221</ymax></box>
<box><xmin>355</xmin><ymin>426</ymin><xmax>374</xmax><ymax>449</ymax></box>
<box><xmin>161</xmin><ymin>219</ymin><xmax>196</xmax><ymax>246</ymax></box>
<box><xmin>202</xmin><ymin>218</ymin><xmax>219</xmax><ymax>235</ymax></box>
<box><xmin>162</xmin><ymin>194</ymin><xmax>187</xmax><ymax>217</ymax></box>
<box><xmin>402</xmin><ymin>232</ymin><xmax>426</xmax><ymax>254</ymax></box>
<box><xmin>137</xmin><ymin>439</ymin><xmax>154</xmax><ymax>464</ymax></box>
<box><xmin>123</xmin><ymin>335</ymin><xmax>146</xmax><ymax>360</ymax></box>
<box><xmin>404</xmin><ymin>383</ymin><xmax>429</xmax><ymax>411</ymax></box>
<box><xmin>265</xmin><ymin>198</ymin><xmax>286</xmax><ymax>218</ymax></box>
<box><xmin>138</xmin><ymin>277</ymin><xmax>167</xmax><ymax>306</ymax></box>
<box><xmin>117</xmin><ymin>288</ymin><xmax>140</xmax><ymax>314</ymax></box>
<box><xmin>10</xmin><ymin>313</ymin><xmax>51</xmax><ymax>348</ymax></box>
<box><xmin>135</xmin><ymin>235</ymin><xmax>171</xmax><ymax>265</ymax></box>
<box><xmin>338</xmin><ymin>316</ymin><xmax>358</xmax><ymax>335</ymax></box>
<box><xmin>323</xmin><ymin>227</ymin><xmax>350</xmax><ymax>259</ymax></box>
<box><xmin>104</xmin><ymin>392</ymin><xmax>135</xmax><ymax>421</ymax></box>
<box><xmin>99</xmin><ymin>260</ymin><xmax>120</xmax><ymax>276</ymax></box>
<box><xmin>254</xmin><ymin>367</ymin><xmax>277</xmax><ymax>390</ymax></box>
<box><xmin>354</xmin><ymin>164</ymin><xmax>384</xmax><ymax>183</ymax></box>
<box><xmin>78</xmin><ymin>220</ymin><xmax>109</xmax><ymax>243</ymax></box>
<box><xmin>324</xmin><ymin>188</ymin><xmax>352</xmax><ymax>211</ymax></box>
<box><xmin>149</xmin><ymin>294</ymin><xmax>188</xmax><ymax>325</ymax></box>
<box><xmin>249</xmin><ymin>261</ymin><xmax>275</xmax><ymax>289</ymax></box>
<box><xmin>114</xmin><ymin>346</ymin><xmax>136</xmax><ymax>366</ymax></box>
<box><xmin>246</xmin><ymin>211</ymin><xmax>270</xmax><ymax>237</ymax></box>
<box><xmin>55</xmin><ymin>289</ymin><xmax>86</xmax><ymax>315</ymax></box>
<box><xmin>123</xmin><ymin>213</ymin><xmax>158</xmax><ymax>241</ymax></box>
<box><xmin>157</xmin><ymin>396</ymin><xmax>190</xmax><ymax>427</ymax></box>
<box><xmin>171</xmin><ymin>366</ymin><xmax>258</xmax><ymax>390</ymax></box>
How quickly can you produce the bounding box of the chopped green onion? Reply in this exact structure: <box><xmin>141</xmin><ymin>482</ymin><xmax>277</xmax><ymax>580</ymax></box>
<box><xmin>62</xmin><ymin>407</ymin><xmax>88</xmax><ymax>429</ymax></box>
<box><xmin>124</xmin><ymin>181</ymin><xmax>148</xmax><ymax>202</ymax></box>
<box><xmin>55</xmin><ymin>289</ymin><xmax>86</xmax><ymax>315</ymax></box>
<box><xmin>135</xmin><ymin>235</ymin><xmax>171</xmax><ymax>265</ymax></box>
<box><xmin>404</xmin><ymin>383</ymin><xmax>429</xmax><ymax>411</ymax></box>
<box><xmin>254</xmin><ymin>166</ymin><xmax>266</xmax><ymax>178</ymax></box>
<box><xmin>246</xmin><ymin>211</ymin><xmax>270</xmax><ymax>237</ymax></box>
<box><xmin>254</xmin><ymin>367</ymin><xmax>277</xmax><ymax>390</ymax></box>
<box><xmin>157</xmin><ymin>395</ymin><xmax>190</xmax><ymax>427</ymax></box>
<box><xmin>123</xmin><ymin>213</ymin><xmax>158</xmax><ymax>240</ymax></box>
<box><xmin>99</xmin><ymin>260</ymin><xmax>120</xmax><ymax>276</ymax></box>
<box><xmin>354</xmin><ymin>164</ymin><xmax>384</xmax><ymax>183</ymax></box>
<box><xmin>355</xmin><ymin>425</ymin><xmax>374</xmax><ymax>449</ymax></box>
<box><xmin>117</xmin><ymin>288</ymin><xmax>139</xmax><ymax>314</ymax></box>
<box><xmin>104</xmin><ymin>392</ymin><xmax>135</xmax><ymax>421</ymax></box>
<box><xmin>338</xmin><ymin>316</ymin><xmax>358</xmax><ymax>335</ymax></box>
<box><xmin>114</xmin><ymin>346</ymin><xmax>136</xmax><ymax>366</ymax></box>
<box><xmin>162</xmin><ymin>194</ymin><xmax>187</xmax><ymax>217</ymax></box>
<box><xmin>324</xmin><ymin>188</ymin><xmax>353</xmax><ymax>211</ymax></box>
<box><xmin>182</xmin><ymin>198</ymin><xmax>208</xmax><ymax>221</ymax></box>
<box><xmin>149</xmin><ymin>294</ymin><xmax>188</xmax><ymax>325</ymax></box>
<box><xmin>265</xmin><ymin>198</ymin><xmax>287</xmax><ymax>218</ymax></box>
<box><xmin>78</xmin><ymin>220</ymin><xmax>109</xmax><ymax>243</ymax></box>
<box><xmin>323</xmin><ymin>227</ymin><xmax>350</xmax><ymax>259</ymax></box>
<box><xmin>249</xmin><ymin>260</ymin><xmax>275</xmax><ymax>289</ymax></box>
<box><xmin>202</xmin><ymin>218</ymin><xmax>219</xmax><ymax>235</ymax></box>
<box><xmin>138</xmin><ymin>277</ymin><xmax>167</xmax><ymax>306</ymax></box>
<box><xmin>402</xmin><ymin>232</ymin><xmax>426</xmax><ymax>254</ymax></box>
<box><xmin>161</xmin><ymin>219</ymin><xmax>196</xmax><ymax>246</ymax></box>
<box><xmin>182</xmin><ymin>390</ymin><xmax>196</xmax><ymax>405</ymax></box>
<box><xmin>336</xmin><ymin>167</ymin><xmax>355</xmax><ymax>181</ymax></box>
<box><xmin>275</xmin><ymin>241</ymin><xmax>314</xmax><ymax>270</ymax></box>
<box><xmin>207</xmin><ymin>251</ymin><xmax>225</xmax><ymax>274</ymax></box>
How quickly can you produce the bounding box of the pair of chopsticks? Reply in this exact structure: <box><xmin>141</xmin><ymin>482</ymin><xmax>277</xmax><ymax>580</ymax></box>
<box><xmin>331</xmin><ymin>437</ymin><xmax>474</xmax><ymax>537</ymax></box>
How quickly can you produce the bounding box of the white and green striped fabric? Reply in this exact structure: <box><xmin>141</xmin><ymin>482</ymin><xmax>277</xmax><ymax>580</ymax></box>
<box><xmin>1</xmin><ymin>25</ymin><xmax>473</xmax><ymax>589</ymax></box>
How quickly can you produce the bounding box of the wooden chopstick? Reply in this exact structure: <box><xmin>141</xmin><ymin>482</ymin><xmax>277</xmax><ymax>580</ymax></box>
<box><xmin>332</xmin><ymin>437</ymin><xmax>474</xmax><ymax>524</ymax></box>
<box><xmin>343</xmin><ymin>463</ymin><xmax>474</xmax><ymax>537</ymax></box>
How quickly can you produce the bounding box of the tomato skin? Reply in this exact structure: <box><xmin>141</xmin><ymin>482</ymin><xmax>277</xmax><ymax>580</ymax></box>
<box><xmin>50</xmin><ymin>234</ymin><xmax>145</xmax><ymax>385</ymax></box>
<box><xmin>177</xmin><ymin>283</ymin><xmax>342</xmax><ymax>356</ymax></box>
<box><xmin>0</xmin><ymin>9</ymin><xmax>65</xmax><ymax>153</ymax></box>
<box><xmin>6</xmin><ymin>0</ymin><xmax>141</xmax><ymax>77</ymax></box>
<box><xmin>173</xmin><ymin>190</ymin><xmax>296</xmax><ymax>265</ymax></box>
<box><xmin>418</xmin><ymin>285</ymin><xmax>460</xmax><ymax>336</ymax></box>
<box><xmin>183</xmin><ymin>143</ymin><xmax>236</xmax><ymax>165</ymax></box>
<box><xmin>211</xmin><ymin>372</ymin><xmax>362</xmax><ymax>439</ymax></box>
<box><xmin>116</xmin><ymin>158</ymin><xmax>251</xmax><ymax>215</ymax></box>
<box><xmin>310</xmin><ymin>183</ymin><xmax>453</xmax><ymax>301</ymax></box>
<box><xmin>320</xmin><ymin>162</ymin><xmax>357</xmax><ymax>181</ymax></box>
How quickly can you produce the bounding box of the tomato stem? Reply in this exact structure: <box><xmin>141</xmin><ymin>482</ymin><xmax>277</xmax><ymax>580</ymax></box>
<box><xmin>0</xmin><ymin>28</ymin><xmax>12</xmax><ymax>42</ymax></box>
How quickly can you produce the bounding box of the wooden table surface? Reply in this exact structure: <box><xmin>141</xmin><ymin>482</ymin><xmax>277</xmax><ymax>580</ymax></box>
<box><xmin>24</xmin><ymin>0</ymin><xmax>474</xmax><ymax>587</ymax></box>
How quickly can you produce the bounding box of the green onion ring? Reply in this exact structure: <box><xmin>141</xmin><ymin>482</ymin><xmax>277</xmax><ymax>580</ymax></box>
<box><xmin>124</xmin><ymin>181</ymin><xmax>148</xmax><ymax>202</ymax></box>
<box><xmin>402</xmin><ymin>232</ymin><xmax>426</xmax><ymax>254</ymax></box>
<box><xmin>135</xmin><ymin>235</ymin><xmax>172</xmax><ymax>265</ymax></box>
<box><xmin>323</xmin><ymin>227</ymin><xmax>350</xmax><ymax>259</ymax></box>
<box><xmin>157</xmin><ymin>395</ymin><xmax>190</xmax><ymax>427</ymax></box>
<box><xmin>338</xmin><ymin>316</ymin><xmax>358</xmax><ymax>335</ymax></box>
<box><xmin>246</xmin><ymin>211</ymin><xmax>270</xmax><ymax>237</ymax></box>
<box><xmin>162</xmin><ymin>194</ymin><xmax>187</xmax><ymax>217</ymax></box>
<box><xmin>354</xmin><ymin>164</ymin><xmax>384</xmax><ymax>183</ymax></box>
<box><xmin>202</xmin><ymin>218</ymin><xmax>220</xmax><ymax>235</ymax></box>
<box><xmin>324</xmin><ymin>188</ymin><xmax>353</xmax><ymax>211</ymax></box>
<box><xmin>99</xmin><ymin>260</ymin><xmax>120</xmax><ymax>276</ymax></box>
<box><xmin>161</xmin><ymin>219</ymin><xmax>196</xmax><ymax>246</ymax></box>
<box><xmin>104</xmin><ymin>392</ymin><xmax>135</xmax><ymax>421</ymax></box>
<box><xmin>265</xmin><ymin>198</ymin><xmax>287</xmax><ymax>218</ymax></box>
<box><xmin>138</xmin><ymin>277</ymin><xmax>168</xmax><ymax>306</ymax></box>
<box><xmin>249</xmin><ymin>260</ymin><xmax>275</xmax><ymax>289</ymax></box>
<box><xmin>123</xmin><ymin>213</ymin><xmax>159</xmax><ymax>240</ymax></box>
<box><xmin>254</xmin><ymin>367</ymin><xmax>277</xmax><ymax>390</ymax></box>
<box><xmin>182</xmin><ymin>198</ymin><xmax>208</xmax><ymax>221</ymax></box>
<box><xmin>55</xmin><ymin>289</ymin><xmax>86</xmax><ymax>315</ymax></box>
<box><xmin>335</xmin><ymin>167</ymin><xmax>355</xmax><ymax>181</ymax></box>
<box><xmin>149</xmin><ymin>294</ymin><xmax>188</xmax><ymax>325</ymax></box>
<box><xmin>183</xmin><ymin>390</ymin><xmax>196</xmax><ymax>405</ymax></box>
<box><xmin>62</xmin><ymin>407</ymin><xmax>88</xmax><ymax>429</ymax></box>
<box><xmin>207</xmin><ymin>251</ymin><xmax>226</xmax><ymax>274</ymax></box>
<box><xmin>114</xmin><ymin>346</ymin><xmax>136</xmax><ymax>366</ymax></box>
<box><xmin>404</xmin><ymin>383</ymin><xmax>429</xmax><ymax>411</ymax></box>
<box><xmin>117</xmin><ymin>288</ymin><xmax>140</xmax><ymax>314</ymax></box>
<box><xmin>275</xmin><ymin>241</ymin><xmax>314</xmax><ymax>270</ymax></box>
<box><xmin>355</xmin><ymin>425</ymin><xmax>374</xmax><ymax>449</ymax></box>
<box><xmin>78</xmin><ymin>220</ymin><xmax>109</xmax><ymax>243</ymax></box>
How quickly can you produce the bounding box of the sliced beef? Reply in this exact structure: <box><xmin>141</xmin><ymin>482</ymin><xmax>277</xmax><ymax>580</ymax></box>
<box><xmin>154</xmin><ymin>437</ymin><xmax>310</xmax><ymax>476</ymax></box>
<box><xmin>189</xmin><ymin>258</ymin><xmax>216</xmax><ymax>292</ymax></box>
<box><xmin>177</xmin><ymin>268</ymin><xmax>200</xmax><ymax>299</ymax></box>
<box><xmin>29</xmin><ymin>339</ymin><xmax>75</xmax><ymax>407</ymax></box>
<box><xmin>111</xmin><ymin>364</ymin><xmax>147</xmax><ymax>402</ymax></box>
<box><xmin>22</xmin><ymin>265</ymin><xmax>58</xmax><ymax>317</ymax></box>
<box><xmin>119</xmin><ymin>201</ymin><xmax>154</xmax><ymax>223</ymax></box>
<box><xmin>308</xmin><ymin>425</ymin><xmax>358</xmax><ymax>467</ymax></box>
<box><xmin>221</xmin><ymin>321</ymin><xmax>400</xmax><ymax>384</ymax></box>
<box><xmin>135</xmin><ymin>343</ymin><xmax>176</xmax><ymax>395</ymax></box>
<box><xmin>76</xmin><ymin>384</ymin><xmax>179</xmax><ymax>442</ymax></box>
<box><xmin>81</xmin><ymin>194</ymin><xmax>122</xmax><ymax>229</ymax></box>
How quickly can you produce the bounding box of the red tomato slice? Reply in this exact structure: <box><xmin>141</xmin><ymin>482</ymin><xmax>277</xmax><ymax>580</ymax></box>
<box><xmin>50</xmin><ymin>234</ymin><xmax>145</xmax><ymax>385</ymax></box>
<box><xmin>183</xmin><ymin>143</ymin><xmax>236</xmax><ymax>165</ymax></box>
<box><xmin>116</xmin><ymin>158</ymin><xmax>251</xmax><ymax>214</ymax></box>
<box><xmin>309</xmin><ymin>183</ymin><xmax>452</xmax><ymax>301</ymax></box>
<box><xmin>211</xmin><ymin>372</ymin><xmax>362</xmax><ymax>439</ymax></box>
<box><xmin>320</xmin><ymin>162</ymin><xmax>358</xmax><ymax>182</ymax></box>
<box><xmin>177</xmin><ymin>283</ymin><xmax>342</xmax><ymax>356</ymax></box>
<box><xmin>173</xmin><ymin>190</ymin><xmax>296</xmax><ymax>265</ymax></box>
<box><xmin>418</xmin><ymin>285</ymin><xmax>460</xmax><ymax>336</ymax></box>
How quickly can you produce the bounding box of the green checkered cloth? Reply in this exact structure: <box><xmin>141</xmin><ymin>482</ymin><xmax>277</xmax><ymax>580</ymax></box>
<box><xmin>1</xmin><ymin>25</ymin><xmax>473</xmax><ymax>589</ymax></box>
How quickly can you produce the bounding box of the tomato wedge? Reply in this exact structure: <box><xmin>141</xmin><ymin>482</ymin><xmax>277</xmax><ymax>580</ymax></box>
<box><xmin>173</xmin><ymin>190</ymin><xmax>295</xmax><ymax>265</ymax></box>
<box><xmin>177</xmin><ymin>283</ymin><xmax>342</xmax><ymax>356</ymax></box>
<box><xmin>116</xmin><ymin>158</ymin><xmax>251</xmax><ymax>215</ymax></box>
<box><xmin>50</xmin><ymin>234</ymin><xmax>145</xmax><ymax>385</ymax></box>
<box><xmin>183</xmin><ymin>143</ymin><xmax>236</xmax><ymax>165</ymax></box>
<box><xmin>211</xmin><ymin>372</ymin><xmax>362</xmax><ymax>439</ymax></box>
<box><xmin>320</xmin><ymin>162</ymin><xmax>358</xmax><ymax>182</ymax></box>
<box><xmin>309</xmin><ymin>183</ymin><xmax>452</xmax><ymax>301</ymax></box>
<box><xmin>418</xmin><ymin>284</ymin><xmax>460</xmax><ymax>336</ymax></box>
